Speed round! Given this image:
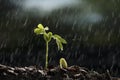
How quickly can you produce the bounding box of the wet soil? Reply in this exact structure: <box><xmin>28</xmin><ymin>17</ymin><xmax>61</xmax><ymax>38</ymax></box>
<box><xmin>0</xmin><ymin>64</ymin><xmax>119</xmax><ymax>80</ymax></box>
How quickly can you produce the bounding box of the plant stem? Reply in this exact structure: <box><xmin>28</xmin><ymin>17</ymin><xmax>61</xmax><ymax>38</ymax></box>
<box><xmin>45</xmin><ymin>41</ymin><xmax>49</xmax><ymax>69</ymax></box>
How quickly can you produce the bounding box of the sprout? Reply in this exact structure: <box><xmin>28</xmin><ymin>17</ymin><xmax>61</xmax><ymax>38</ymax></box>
<box><xmin>60</xmin><ymin>58</ymin><xmax>68</xmax><ymax>69</ymax></box>
<box><xmin>34</xmin><ymin>24</ymin><xmax>67</xmax><ymax>69</ymax></box>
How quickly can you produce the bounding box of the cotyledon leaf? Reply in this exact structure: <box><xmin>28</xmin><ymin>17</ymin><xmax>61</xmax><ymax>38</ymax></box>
<box><xmin>53</xmin><ymin>34</ymin><xmax>67</xmax><ymax>44</ymax></box>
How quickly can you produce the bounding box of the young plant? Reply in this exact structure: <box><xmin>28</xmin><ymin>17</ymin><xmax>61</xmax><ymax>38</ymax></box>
<box><xmin>60</xmin><ymin>58</ymin><xmax>68</xmax><ymax>69</ymax></box>
<box><xmin>34</xmin><ymin>24</ymin><xmax>67</xmax><ymax>69</ymax></box>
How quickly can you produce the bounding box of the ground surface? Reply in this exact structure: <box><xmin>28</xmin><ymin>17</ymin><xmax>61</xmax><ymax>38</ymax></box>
<box><xmin>0</xmin><ymin>64</ymin><xmax>119</xmax><ymax>80</ymax></box>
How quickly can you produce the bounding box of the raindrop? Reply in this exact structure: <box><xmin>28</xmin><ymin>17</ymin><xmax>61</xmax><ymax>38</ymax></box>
<box><xmin>5</xmin><ymin>21</ymin><xmax>9</xmax><ymax>27</ymax></box>
<box><xmin>10</xmin><ymin>53</ymin><xmax>14</xmax><ymax>63</ymax></box>
<box><xmin>23</xmin><ymin>18</ymin><xmax>28</xmax><ymax>26</ymax></box>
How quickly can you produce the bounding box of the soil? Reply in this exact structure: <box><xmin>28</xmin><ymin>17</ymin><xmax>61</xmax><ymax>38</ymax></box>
<box><xmin>0</xmin><ymin>64</ymin><xmax>119</xmax><ymax>80</ymax></box>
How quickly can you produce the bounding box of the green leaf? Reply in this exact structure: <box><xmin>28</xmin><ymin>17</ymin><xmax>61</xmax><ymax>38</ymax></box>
<box><xmin>53</xmin><ymin>34</ymin><xmax>67</xmax><ymax>44</ymax></box>
<box><xmin>34</xmin><ymin>28</ymin><xmax>40</xmax><ymax>35</ymax></box>
<box><xmin>34</xmin><ymin>24</ymin><xmax>46</xmax><ymax>35</ymax></box>
<box><xmin>59</xmin><ymin>37</ymin><xmax>67</xmax><ymax>44</ymax></box>
<box><xmin>53</xmin><ymin>34</ymin><xmax>61</xmax><ymax>39</ymax></box>
<box><xmin>56</xmin><ymin>39</ymin><xmax>60</xmax><ymax>50</ymax></box>
<box><xmin>34</xmin><ymin>28</ymin><xmax>44</xmax><ymax>34</ymax></box>
<box><xmin>44</xmin><ymin>26</ymin><xmax>49</xmax><ymax>31</ymax></box>
<box><xmin>59</xmin><ymin>41</ymin><xmax>63</xmax><ymax>51</ymax></box>
<box><xmin>53</xmin><ymin>34</ymin><xmax>67</xmax><ymax>51</ymax></box>
<box><xmin>38</xmin><ymin>24</ymin><xmax>44</xmax><ymax>30</ymax></box>
<box><xmin>56</xmin><ymin>39</ymin><xmax>63</xmax><ymax>51</ymax></box>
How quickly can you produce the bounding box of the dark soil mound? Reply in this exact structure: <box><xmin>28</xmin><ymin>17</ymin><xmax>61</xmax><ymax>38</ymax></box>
<box><xmin>0</xmin><ymin>64</ymin><xmax>119</xmax><ymax>80</ymax></box>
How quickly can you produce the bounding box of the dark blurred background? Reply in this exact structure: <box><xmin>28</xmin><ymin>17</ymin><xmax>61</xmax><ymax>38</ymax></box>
<box><xmin>0</xmin><ymin>0</ymin><xmax>120</xmax><ymax>77</ymax></box>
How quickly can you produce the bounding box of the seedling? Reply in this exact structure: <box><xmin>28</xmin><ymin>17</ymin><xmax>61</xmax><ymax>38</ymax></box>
<box><xmin>60</xmin><ymin>58</ymin><xmax>68</xmax><ymax>69</ymax></box>
<box><xmin>34</xmin><ymin>24</ymin><xmax>67</xmax><ymax>69</ymax></box>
